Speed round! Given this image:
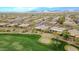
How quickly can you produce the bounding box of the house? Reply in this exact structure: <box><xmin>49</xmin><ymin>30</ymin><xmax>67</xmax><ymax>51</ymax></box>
<box><xmin>68</xmin><ymin>29</ymin><xmax>79</xmax><ymax>37</ymax></box>
<box><xmin>35</xmin><ymin>25</ymin><xmax>49</xmax><ymax>32</ymax></box>
<box><xmin>7</xmin><ymin>23</ymin><xmax>18</xmax><ymax>27</ymax></box>
<box><xmin>74</xmin><ymin>19</ymin><xmax>79</xmax><ymax>24</ymax></box>
<box><xmin>19</xmin><ymin>23</ymin><xmax>29</xmax><ymax>28</ymax></box>
<box><xmin>50</xmin><ymin>27</ymin><xmax>66</xmax><ymax>34</ymax></box>
<box><xmin>68</xmin><ymin>29</ymin><xmax>79</xmax><ymax>45</ymax></box>
<box><xmin>63</xmin><ymin>20</ymin><xmax>77</xmax><ymax>27</ymax></box>
<box><xmin>0</xmin><ymin>23</ymin><xmax>7</xmax><ymax>27</ymax></box>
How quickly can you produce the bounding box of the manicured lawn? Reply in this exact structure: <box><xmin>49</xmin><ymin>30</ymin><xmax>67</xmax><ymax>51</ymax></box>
<box><xmin>0</xmin><ymin>34</ymin><xmax>78</xmax><ymax>51</ymax></box>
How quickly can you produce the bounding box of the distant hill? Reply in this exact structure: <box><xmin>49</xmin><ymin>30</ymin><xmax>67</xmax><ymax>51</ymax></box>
<box><xmin>29</xmin><ymin>7</ymin><xmax>79</xmax><ymax>12</ymax></box>
<box><xmin>0</xmin><ymin>7</ymin><xmax>79</xmax><ymax>12</ymax></box>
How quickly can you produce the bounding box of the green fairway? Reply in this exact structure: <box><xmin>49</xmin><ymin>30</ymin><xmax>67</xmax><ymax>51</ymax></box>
<box><xmin>0</xmin><ymin>34</ymin><xmax>78</xmax><ymax>51</ymax></box>
<box><xmin>0</xmin><ymin>34</ymin><xmax>52</xmax><ymax>51</ymax></box>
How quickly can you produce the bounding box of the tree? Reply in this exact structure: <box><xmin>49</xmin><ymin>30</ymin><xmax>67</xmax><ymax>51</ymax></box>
<box><xmin>61</xmin><ymin>30</ymin><xmax>70</xmax><ymax>40</ymax></box>
<box><xmin>74</xmin><ymin>37</ymin><xmax>79</xmax><ymax>42</ymax></box>
<box><xmin>69</xmin><ymin>15</ymin><xmax>76</xmax><ymax>20</ymax></box>
<box><xmin>57</xmin><ymin>16</ymin><xmax>65</xmax><ymax>24</ymax></box>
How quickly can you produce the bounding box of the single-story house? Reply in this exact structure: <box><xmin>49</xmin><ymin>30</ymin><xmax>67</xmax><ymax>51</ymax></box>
<box><xmin>35</xmin><ymin>25</ymin><xmax>49</xmax><ymax>32</ymax></box>
<box><xmin>19</xmin><ymin>23</ymin><xmax>29</xmax><ymax>28</ymax></box>
<box><xmin>63</xmin><ymin>20</ymin><xmax>77</xmax><ymax>27</ymax></box>
<box><xmin>7</xmin><ymin>23</ymin><xmax>18</xmax><ymax>27</ymax></box>
<box><xmin>50</xmin><ymin>27</ymin><xmax>66</xmax><ymax>34</ymax></box>
<box><xmin>0</xmin><ymin>23</ymin><xmax>7</xmax><ymax>27</ymax></box>
<box><xmin>68</xmin><ymin>29</ymin><xmax>79</xmax><ymax>37</ymax></box>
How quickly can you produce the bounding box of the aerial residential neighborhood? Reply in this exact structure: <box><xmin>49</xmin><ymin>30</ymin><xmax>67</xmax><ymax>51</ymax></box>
<box><xmin>0</xmin><ymin>12</ymin><xmax>79</xmax><ymax>50</ymax></box>
<box><xmin>0</xmin><ymin>7</ymin><xmax>79</xmax><ymax>51</ymax></box>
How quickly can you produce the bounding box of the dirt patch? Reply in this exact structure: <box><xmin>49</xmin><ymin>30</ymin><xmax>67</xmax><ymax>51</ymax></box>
<box><xmin>64</xmin><ymin>45</ymin><xmax>79</xmax><ymax>51</ymax></box>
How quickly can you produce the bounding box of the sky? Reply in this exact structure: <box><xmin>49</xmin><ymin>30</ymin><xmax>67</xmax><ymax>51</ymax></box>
<box><xmin>0</xmin><ymin>0</ymin><xmax>79</xmax><ymax>7</ymax></box>
<box><xmin>0</xmin><ymin>0</ymin><xmax>79</xmax><ymax>12</ymax></box>
<box><xmin>0</xmin><ymin>7</ymin><xmax>79</xmax><ymax>12</ymax></box>
<box><xmin>0</xmin><ymin>7</ymin><xmax>36</xmax><ymax>12</ymax></box>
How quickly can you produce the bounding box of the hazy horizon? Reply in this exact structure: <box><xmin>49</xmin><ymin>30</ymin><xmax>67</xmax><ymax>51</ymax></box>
<box><xmin>0</xmin><ymin>7</ymin><xmax>79</xmax><ymax>12</ymax></box>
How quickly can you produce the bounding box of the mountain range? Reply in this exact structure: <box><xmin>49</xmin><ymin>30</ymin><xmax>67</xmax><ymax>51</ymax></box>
<box><xmin>0</xmin><ymin>7</ymin><xmax>79</xmax><ymax>12</ymax></box>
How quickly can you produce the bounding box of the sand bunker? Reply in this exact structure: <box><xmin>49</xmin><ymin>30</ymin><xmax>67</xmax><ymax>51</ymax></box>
<box><xmin>38</xmin><ymin>33</ymin><xmax>53</xmax><ymax>45</ymax></box>
<box><xmin>64</xmin><ymin>45</ymin><xmax>79</xmax><ymax>51</ymax></box>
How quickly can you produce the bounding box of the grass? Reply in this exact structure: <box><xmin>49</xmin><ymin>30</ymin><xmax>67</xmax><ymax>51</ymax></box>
<box><xmin>0</xmin><ymin>34</ymin><xmax>52</xmax><ymax>51</ymax></box>
<box><xmin>0</xmin><ymin>33</ymin><xmax>78</xmax><ymax>51</ymax></box>
<box><xmin>51</xmin><ymin>38</ymin><xmax>79</xmax><ymax>51</ymax></box>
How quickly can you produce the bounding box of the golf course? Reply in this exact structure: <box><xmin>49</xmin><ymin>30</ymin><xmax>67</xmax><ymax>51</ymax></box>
<box><xmin>0</xmin><ymin>33</ymin><xmax>78</xmax><ymax>51</ymax></box>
